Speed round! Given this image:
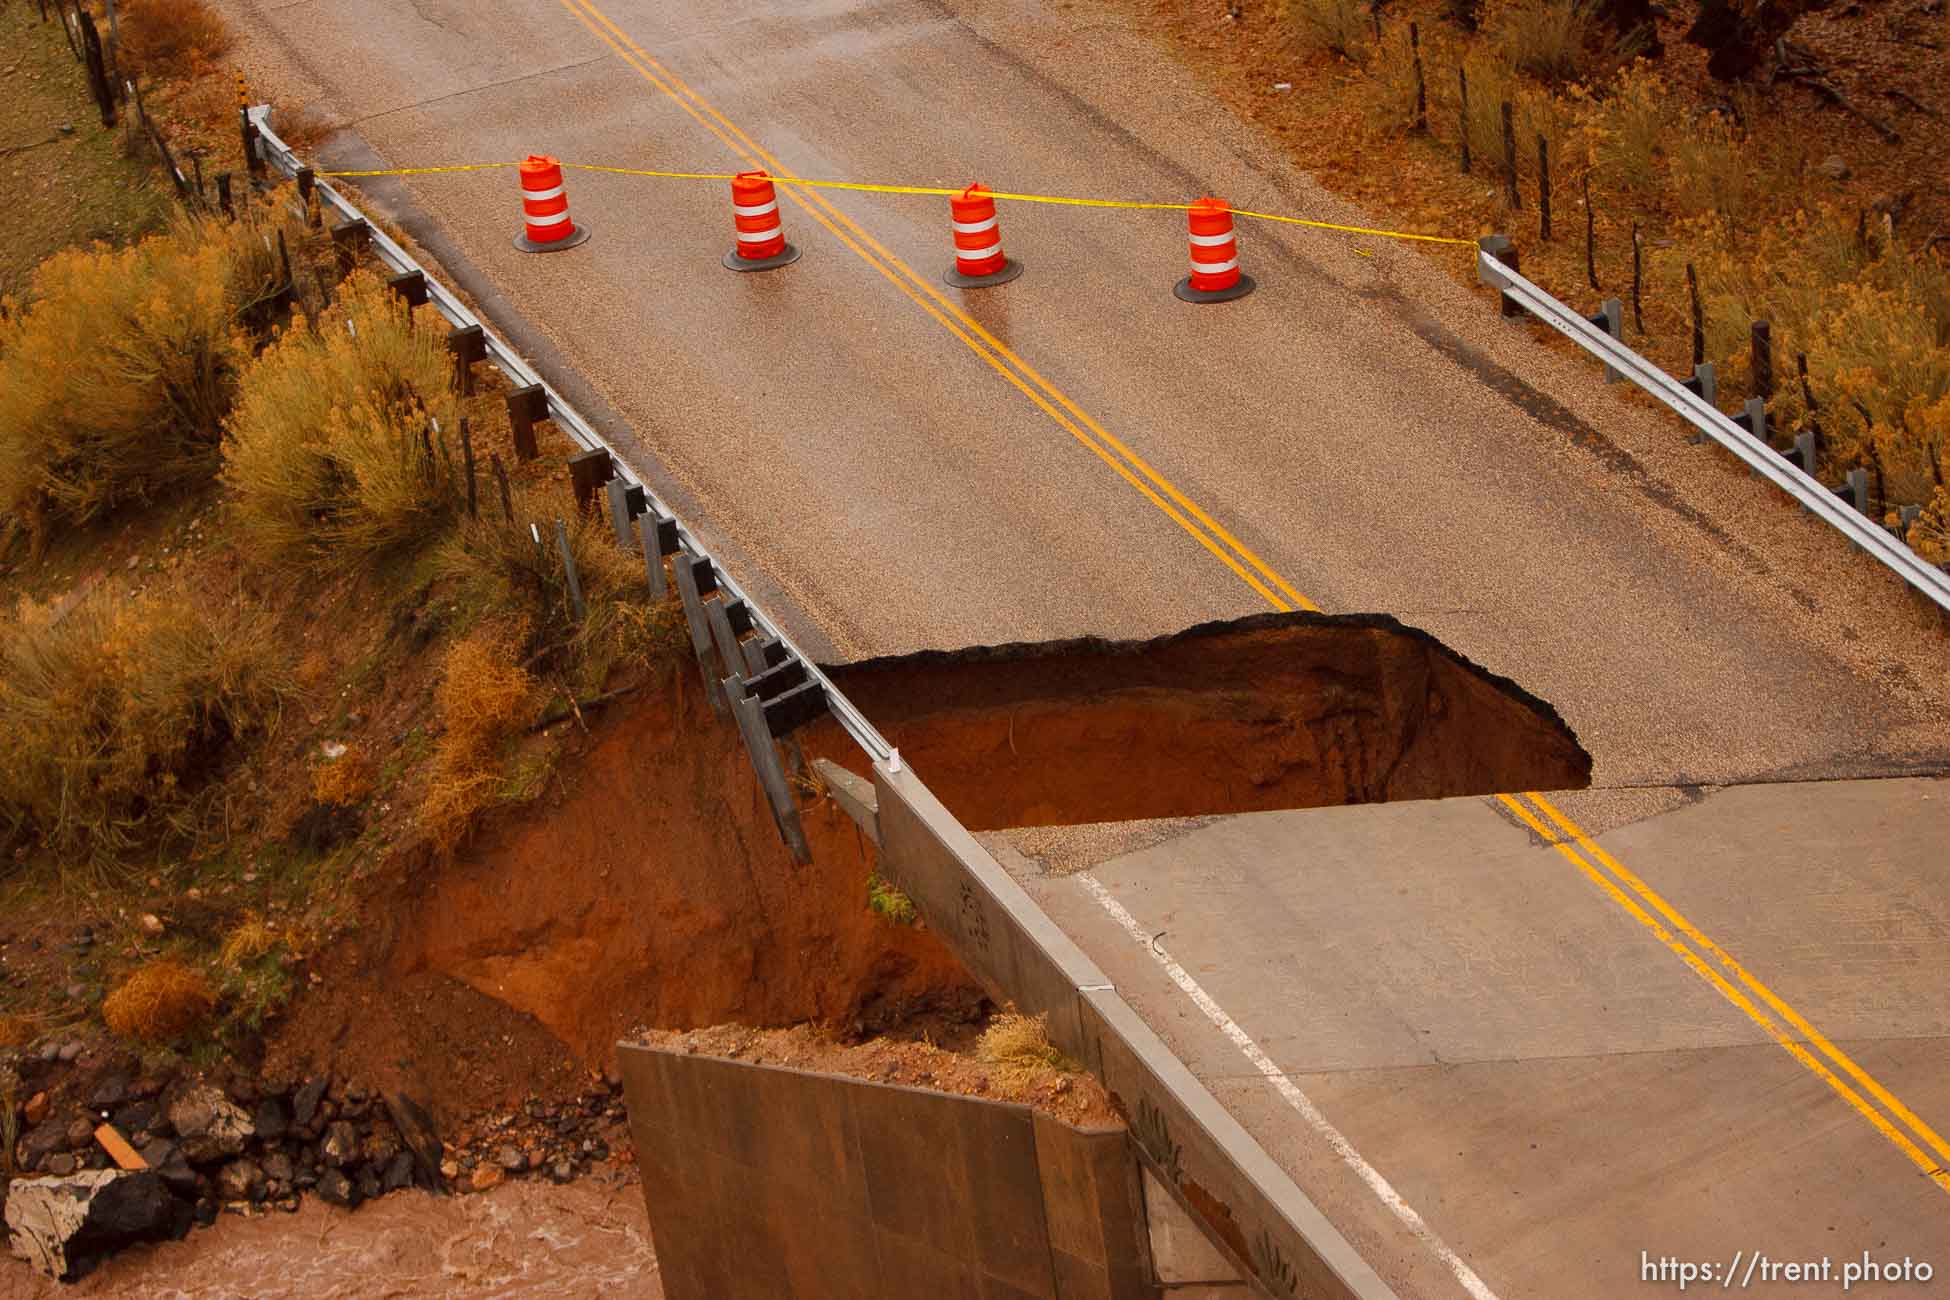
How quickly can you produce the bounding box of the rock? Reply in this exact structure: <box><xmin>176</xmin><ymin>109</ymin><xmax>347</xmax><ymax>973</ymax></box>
<box><xmin>38</xmin><ymin>1043</ymin><xmax>60</xmax><ymax>1064</ymax></box>
<box><xmin>23</xmin><ymin>1092</ymin><xmax>49</xmax><ymax>1125</ymax></box>
<box><xmin>314</xmin><ymin>1168</ymin><xmax>358</xmax><ymax>1208</ymax></box>
<box><xmin>57</xmin><ymin>1041</ymin><xmax>84</xmax><ymax>1063</ymax></box>
<box><xmin>1817</xmin><ymin>154</ymin><xmax>1851</xmax><ymax>181</ymax></box>
<box><xmin>549</xmin><ymin>1159</ymin><xmax>575</xmax><ymax>1185</ymax></box>
<box><xmin>87</xmin><ymin>1075</ymin><xmax>130</xmax><ymax>1111</ymax></box>
<box><xmin>138</xmin><ymin>914</ymin><xmax>164</xmax><ymax>938</ymax></box>
<box><xmin>382</xmin><ymin>1092</ymin><xmax>446</xmax><ymax>1190</ymax></box>
<box><xmin>438</xmin><ymin>1159</ymin><xmax>459</xmax><ymax>1181</ymax></box>
<box><xmin>291</xmin><ymin>1077</ymin><xmax>327</xmax><ymax>1129</ymax></box>
<box><xmin>57</xmin><ymin>123</ymin><xmax>75</xmax><ymax>137</ymax></box>
<box><xmin>363</xmin><ymin>1128</ymin><xmax>400</xmax><ymax>1168</ymax></box>
<box><xmin>494</xmin><ymin>1144</ymin><xmax>526</xmax><ymax>1174</ymax></box>
<box><xmin>167</xmin><ymin>1086</ymin><xmax>253</xmax><ymax>1164</ymax></box>
<box><xmin>467</xmin><ymin>1164</ymin><xmax>504</xmax><ymax>1193</ymax></box>
<box><xmin>321</xmin><ymin>1121</ymin><xmax>360</xmax><ymax>1167</ymax></box>
<box><xmin>381</xmin><ymin>1152</ymin><xmax>415</xmax><ymax>1193</ymax></box>
<box><xmin>65</xmin><ymin>1117</ymin><xmax>97</xmax><ymax>1149</ymax></box>
<box><xmin>262</xmin><ymin>1152</ymin><xmax>295</xmax><ymax>1187</ymax></box>
<box><xmin>251</xmin><ymin>1097</ymin><xmax>290</xmax><ymax>1143</ymax></box>
<box><xmin>128</xmin><ymin>1075</ymin><xmax>169</xmax><ymax>1102</ymax></box>
<box><xmin>47</xmin><ymin>1154</ymin><xmax>77</xmax><ymax>1177</ymax></box>
<box><xmin>136</xmin><ymin>1140</ymin><xmax>197</xmax><ymax>1197</ymax></box>
<box><xmin>191</xmin><ymin>1199</ymin><xmax>217</xmax><ymax>1228</ymax></box>
<box><xmin>112</xmin><ymin>1100</ymin><xmax>160</xmax><ymax>1138</ymax></box>
<box><xmin>215</xmin><ymin>1159</ymin><xmax>265</xmax><ymax>1203</ymax></box>
<box><xmin>353</xmin><ymin>1165</ymin><xmax>381</xmax><ymax>1203</ymax></box>
<box><xmin>2</xmin><ymin>1170</ymin><xmax>188</xmax><ymax>1281</ymax></box>
<box><xmin>18</xmin><ymin>1122</ymin><xmax>67</xmax><ymax>1169</ymax></box>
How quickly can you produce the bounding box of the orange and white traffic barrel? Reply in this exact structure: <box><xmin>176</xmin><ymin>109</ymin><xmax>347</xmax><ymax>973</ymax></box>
<box><xmin>514</xmin><ymin>155</ymin><xmax>589</xmax><ymax>253</ymax></box>
<box><xmin>1174</xmin><ymin>196</ymin><xmax>1255</xmax><ymax>303</ymax></box>
<box><xmin>723</xmin><ymin>171</ymin><xmax>801</xmax><ymax>272</ymax></box>
<box><xmin>944</xmin><ymin>183</ymin><xmax>1023</xmax><ymax>289</ymax></box>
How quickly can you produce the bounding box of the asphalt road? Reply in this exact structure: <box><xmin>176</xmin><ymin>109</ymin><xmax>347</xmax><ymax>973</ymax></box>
<box><xmin>219</xmin><ymin>0</ymin><xmax>1950</xmax><ymax>1294</ymax></box>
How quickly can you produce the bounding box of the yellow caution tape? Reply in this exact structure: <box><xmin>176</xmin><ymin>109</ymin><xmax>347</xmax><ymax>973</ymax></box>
<box><xmin>314</xmin><ymin>160</ymin><xmax>1478</xmax><ymax>248</ymax></box>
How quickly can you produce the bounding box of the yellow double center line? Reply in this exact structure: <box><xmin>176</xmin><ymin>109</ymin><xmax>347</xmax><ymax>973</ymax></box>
<box><xmin>549</xmin><ymin>0</ymin><xmax>1946</xmax><ymax>1196</ymax></box>
<box><xmin>554</xmin><ymin>0</ymin><xmax>1313</xmax><ymax>615</ymax></box>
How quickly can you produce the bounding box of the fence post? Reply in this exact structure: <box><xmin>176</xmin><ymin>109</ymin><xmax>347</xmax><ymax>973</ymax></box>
<box><xmin>1583</xmin><ymin>174</ymin><xmax>1598</xmax><ymax>290</ymax></box>
<box><xmin>1500</xmin><ymin>102</ymin><xmax>1519</xmax><ymax>209</ymax></box>
<box><xmin>459</xmin><ymin>419</ymin><xmax>478</xmax><ymax>519</ymax></box>
<box><xmin>489</xmin><ymin>452</ymin><xmax>513</xmax><ymax>521</ymax></box>
<box><xmin>1630</xmin><ymin>222</ymin><xmax>1644</xmax><ymax>334</ymax></box>
<box><xmin>553</xmin><ymin>520</ymin><xmax>586</xmax><ymax>622</ymax></box>
<box><xmin>1410</xmin><ymin>24</ymin><xmax>1427</xmax><ymax>134</ymax></box>
<box><xmin>1685</xmin><ymin>263</ymin><xmax>1703</xmax><ymax>368</ymax></box>
<box><xmin>1458</xmin><ymin>67</ymin><xmax>1471</xmax><ymax>174</ymax></box>
<box><xmin>1536</xmin><ymin>134</ymin><xmax>1551</xmax><ymax>240</ymax></box>
<box><xmin>1749</xmin><ymin>320</ymin><xmax>1773</xmax><ymax>400</ymax></box>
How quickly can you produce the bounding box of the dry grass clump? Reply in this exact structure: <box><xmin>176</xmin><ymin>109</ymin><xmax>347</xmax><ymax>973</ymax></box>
<box><xmin>977</xmin><ymin>1013</ymin><xmax>1080</xmax><ymax>1091</ymax></box>
<box><xmin>0</xmin><ymin>1014</ymin><xmax>31</xmax><ymax>1049</ymax></box>
<box><xmin>219</xmin><ymin>913</ymin><xmax>281</xmax><ymax>969</ymax></box>
<box><xmin>421</xmin><ymin>632</ymin><xmax>535</xmax><ymax>851</ymax></box>
<box><xmin>101</xmin><ymin>960</ymin><xmax>217</xmax><ymax>1043</ymax></box>
<box><xmin>310</xmin><ymin>744</ymin><xmax>373</xmax><ymax>807</ymax></box>
<box><xmin>222</xmin><ymin>271</ymin><xmax>463</xmax><ymax>565</ymax></box>
<box><xmin>438</xmin><ymin>486</ymin><xmax>686</xmax><ymax>693</ymax></box>
<box><xmin>1283</xmin><ymin>0</ymin><xmax>1373</xmax><ymax>61</ymax></box>
<box><xmin>117</xmin><ymin>0</ymin><xmax>232</xmax><ymax>80</ymax></box>
<box><xmin>0</xmin><ymin>583</ymin><xmax>289</xmax><ymax>868</ymax></box>
<box><xmin>0</xmin><ymin>229</ymin><xmax>251</xmax><ymax>553</ymax></box>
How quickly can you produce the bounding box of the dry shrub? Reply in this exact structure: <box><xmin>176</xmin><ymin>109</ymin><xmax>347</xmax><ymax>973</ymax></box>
<box><xmin>1485</xmin><ymin>0</ymin><xmax>1595</xmax><ymax>84</ymax></box>
<box><xmin>977</xmin><ymin>1013</ymin><xmax>1080</xmax><ymax>1092</ymax></box>
<box><xmin>219</xmin><ymin>913</ymin><xmax>280</xmax><ymax>968</ymax></box>
<box><xmin>1282</xmin><ymin>0</ymin><xmax>1373</xmax><ymax>61</ymax></box>
<box><xmin>223</xmin><ymin>271</ymin><xmax>463</xmax><ymax>565</ymax></box>
<box><xmin>117</xmin><ymin>0</ymin><xmax>232</xmax><ymax>79</ymax></box>
<box><xmin>1583</xmin><ymin>60</ymin><xmax>1669</xmax><ymax>198</ymax></box>
<box><xmin>0</xmin><ymin>1015</ymin><xmax>30</xmax><ymax>1049</ymax></box>
<box><xmin>421</xmin><ymin>633</ymin><xmax>534</xmax><ymax>850</ymax></box>
<box><xmin>101</xmin><ymin>960</ymin><xmax>217</xmax><ymax>1043</ymax></box>
<box><xmin>0</xmin><ymin>582</ymin><xmax>288</xmax><ymax>867</ymax></box>
<box><xmin>438</xmin><ymin>486</ymin><xmax>686</xmax><ymax>692</ymax></box>
<box><xmin>310</xmin><ymin>744</ymin><xmax>372</xmax><ymax>807</ymax></box>
<box><xmin>0</xmin><ymin>229</ymin><xmax>260</xmax><ymax>550</ymax></box>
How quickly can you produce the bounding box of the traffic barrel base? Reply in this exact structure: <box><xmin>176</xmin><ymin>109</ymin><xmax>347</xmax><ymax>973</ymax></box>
<box><xmin>514</xmin><ymin>155</ymin><xmax>590</xmax><ymax>254</ymax></box>
<box><xmin>943</xmin><ymin>184</ymin><xmax>1021</xmax><ymax>290</ymax></box>
<box><xmin>724</xmin><ymin>171</ymin><xmax>799</xmax><ymax>273</ymax></box>
<box><xmin>944</xmin><ymin>256</ymin><xmax>1024</xmax><ymax>289</ymax></box>
<box><xmin>516</xmin><ymin>225</ymin><xmax>591</xmax><ymax>254</ymax></box>
<box><xmin>722</xmin><ymin>242</ymin><xmax>802</xmax><ymax>272</ymax></box>
<box><xmin>1174</xmin><ymin>272</ymin><xmax>1255</xmax><ymax>304</ymax></box>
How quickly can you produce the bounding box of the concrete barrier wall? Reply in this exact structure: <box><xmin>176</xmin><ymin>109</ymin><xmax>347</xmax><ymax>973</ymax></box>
<box><xmin>873</xmin><ymin>763</ymin><xmax>1400</xmax><ymax>1300</ymax></box>
<box><xmin>617</xmin><ymin>1043</ymin><xmax>1154</xmax><ymax>1299</ymax></box>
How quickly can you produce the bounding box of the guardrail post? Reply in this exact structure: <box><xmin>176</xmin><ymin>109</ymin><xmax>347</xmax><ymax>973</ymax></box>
<box><xmin>1477</xmin><ymin>235</ymin><xmax>1524</xmax><ymax>319</ymax></box>
<box><xmin>672</xmin><ymin>554</ymin><xmax>728</xmax><ymax>716</ymax></box>
<box><xmin>386</xmin><ymin>270</ymin><xmax>429</xmax><ymax>309</ymax></box>
<box><xmin>240</xmin><ymin>107</ymin><xmax>264</xmax><ymax>178</ymax></box>
<box><xmin>446</xmin><ymin>324</ymin><xmax>486</xmax><ymax>395</ymax></box>
<box><xmin>295</xmin><ymin>165</ymin><xmax>317</xmax><ymax>225</ymax></box>
<box><xmin>1585</xmin><ymin>298</ymin><xmax>1622</xmax><ymax>380</ymax></box>
<box><xmin>568</xmin><ymin>447</ymin><xmax>613</xmax><ymax>515</ymax></box>
<box><xmin>1731</xmin><ymin>397</ymin><xmax>1766</xmax><ymax>444</ymax></box>
<box><xmin>1793</xmin><ymin>430</ymin><xmax>1818</xmax><ymax>475</ymax></box>
<box><xmin>1682</xmin><ymin>362</ymin><xmax>1717</xmax><ymax>407</ymax></box>
<box><xmin>506</xmin><ymin>384</ymin><xmax>548</xmax><ymax>461</ymax></box>
<box><xmin>725</xmin><ymin>677</ymin><xmax>812</xmax><ymax>864</ymax></box>
<box><xmin>637</xmin><ymin>507</ymin><xmax>676</xmax><ymax>602</ymax></box>
<box><xmin>604</xmin><ymin>477</ymin><xmax>634</xmax><ymax>548</ymax></box>
<box><xmin>1898</xmin><ymin>504</ymin><xmax>1922</xmax><ymax>534</ymax></box>
<box><xmin>330</xmin><ymin>219</ymin><xmax>370</xmax><ymax>277</ymax></box>
<box><xmin>1841</xmin><ymin>467</ymin><xmax>1870</xmax><ymax>516</ymax></box>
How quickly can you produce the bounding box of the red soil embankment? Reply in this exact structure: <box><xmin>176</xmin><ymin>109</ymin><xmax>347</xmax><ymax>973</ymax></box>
<box><xmin>817</xmin><ymin>611</ymin><xmax>1591</xmax><ymax>829</ymax></box>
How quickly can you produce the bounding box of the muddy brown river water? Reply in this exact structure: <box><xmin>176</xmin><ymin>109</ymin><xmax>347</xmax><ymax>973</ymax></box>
<box><xmin>1</xmin><ymin>1176</ymin><xmax>659</xmax><ymax>1299</ymax></box>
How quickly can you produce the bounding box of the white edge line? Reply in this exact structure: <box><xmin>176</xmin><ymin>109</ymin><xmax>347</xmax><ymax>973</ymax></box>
<box><xmin>1076</xmin><ymin>873</ymin><xmax>1502</xmax><ymax>1300</ymax></box>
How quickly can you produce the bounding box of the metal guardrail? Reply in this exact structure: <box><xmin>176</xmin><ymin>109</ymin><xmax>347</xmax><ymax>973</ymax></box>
<box><xmin>245</xmin><ymin>107</ymin><xmax>897</xmax><ymax>765</ymax></box>
<box><xmin>1477</xmin><ymin>245</ymin><xmax>1950</xmax><ymax>617</ymax></box>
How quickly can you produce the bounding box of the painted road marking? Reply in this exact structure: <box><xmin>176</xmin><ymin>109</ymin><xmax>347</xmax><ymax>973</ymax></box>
<box><xmin>1511</xmin><ymin>791</ymin><xmax>1950</xmax><ymax>1186</ymax></box>
<box><xmin>1078</xmin><ymin>874</ymin><xmax>1505</xmax><ymax>1300</ymax></box>
<box><xmin>556</xmin><ymin>0</ymin><xmax>1317</xmax><ymax>614</ymax></box>
<box><xmin>533</xmin><ymin>0</ymin><xmax>1950</xmax><ymax>1250</ymax></box>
